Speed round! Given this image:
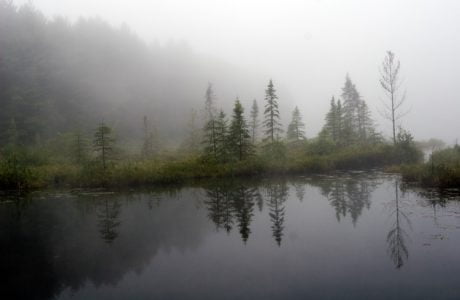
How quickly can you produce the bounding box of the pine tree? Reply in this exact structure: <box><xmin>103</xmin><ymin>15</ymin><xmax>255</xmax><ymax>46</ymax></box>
<box><xmin>321</xmin><ymin>97</ymin><xmax>344</xmax><ymax>145</ymax></box>
<box><xmin>336</xmin><ymin>100</ymin><xmax>344</xmax><ymax>145</ymax></box>
<box><xmin>287</xmin><ymin>106</ymin><xmax>306</xmax><ymax>141</ymax></box>
<box><xmin>357</xmin><ymin>100</ymin><xmax>374</xmax><ymax>142</ymax></box>
<box><xmin>203</xmin><ymin>83</ymin><xmax>218</xmax><ymax>159</ymax></box>
<box><xmin>204</xmin><ymin>82</ymin><xmax>217</xmax><ymax>121</ymax></box>
<box><xmin>249</xmin><ymin>99</ymin><xmax>259</xmax><ymax>144</ymax></box>
<box><xmin>229</xmin><ymin>99</ymin><xmax>253</xmax><ymax>161</ymax></box>
<box><xmin>341</xmin><ymin>75</ymin><xmax>361</xmax><ymax>143</ymax></box>
<box><xmin>215</xmin><ymin>110</ymin><xmax>229</xmax><ymax>162</ymax></box>
<box><xmin>263</xmin><ymin>79</ymin><xmax>282</xmax><ymax>143</ymax></box>
<box><xmin>93</xmin><ymin>121</ymin><xmax>115</xmax><ymax>170</ymax></box>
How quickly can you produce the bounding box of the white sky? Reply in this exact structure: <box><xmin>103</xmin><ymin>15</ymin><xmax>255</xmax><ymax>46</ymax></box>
<box><xmin>14</xmin><ymin>0</ymin><xmax>460</xmax><ymax>142</ymax></box>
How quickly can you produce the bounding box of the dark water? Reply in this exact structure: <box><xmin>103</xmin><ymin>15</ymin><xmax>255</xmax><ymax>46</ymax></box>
<box><xmin>1</xmin><ymin>172</ymin><xmax>460</xmax><ymax>300</ymax></box>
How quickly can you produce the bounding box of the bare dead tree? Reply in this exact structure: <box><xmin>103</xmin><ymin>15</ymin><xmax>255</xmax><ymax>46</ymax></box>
<box><xmin>379</xmin><ymin>51</ymin><xmax>408</xmax><ymax>145</ymax></box>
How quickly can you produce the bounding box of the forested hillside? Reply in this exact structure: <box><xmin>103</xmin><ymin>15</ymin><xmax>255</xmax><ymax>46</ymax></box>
<box><xmin>0</xmin><ymin>2</ymin><xmax>269</xmax><ymax>147</ymax></box>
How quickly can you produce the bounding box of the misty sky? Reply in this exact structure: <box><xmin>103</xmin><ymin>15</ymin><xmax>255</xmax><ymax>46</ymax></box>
<box><xmin>14</xmin><ymin>0</ymin><xmax>460</xmax><ymax>142</ymax></box>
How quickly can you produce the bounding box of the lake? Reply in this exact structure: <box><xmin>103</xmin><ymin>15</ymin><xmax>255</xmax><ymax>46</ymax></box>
<box><xmin>1</xmin><ymin>172</ymin><xmax>460</xmax><ymax>300</ymax></box>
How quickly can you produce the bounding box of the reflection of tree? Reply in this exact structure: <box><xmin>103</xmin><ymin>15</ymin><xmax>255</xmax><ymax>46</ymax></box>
<box><xmin>204</xmin><ymin>183</ymin><xmax>258</xmax><ymax>242</ymax></box>
<box><xmin>204</xmin><ymin>186</ymin><xmax>227</xmax><ymax>230</ymax></box>
<box><xmin>292</xmin><ymin>182</ymin><xmax>306</xmax><ymax>202</ymax></box>
<box><xmin>315</xmin><ymin>175</ymin><xmax>376</xmax><ymax>225</ymax></box>
<box><xmin>265</xmin><ymin>182</ymin><xmax>288</xmax><ymax>246</ymax></box>
<box><xmin>232</xmin><ymin>187</ymin><xmax>256</xmax><ymax>243</ymax></box>
<box><xmin>386</xmin><ymin>180</ymin><xmax>411</xmax><ymax>269</ymax></box>
<box><xmin>97</xmin><ymin>198</ymin><xmax>122</xmax><ymax>244</ymax></box>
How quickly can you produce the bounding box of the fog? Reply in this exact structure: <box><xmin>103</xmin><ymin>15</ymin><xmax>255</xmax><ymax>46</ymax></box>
<box><xmin>9</xmin><ymin>0</ymin><xmax>460</xmax><ymax>143</ymax></box>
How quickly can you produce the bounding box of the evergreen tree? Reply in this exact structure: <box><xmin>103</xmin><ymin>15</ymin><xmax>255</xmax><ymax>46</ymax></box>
<box><xmin>229</xmin><ymin>99</ymin><xmax>253</xmax><ymax>161</ymax></box>
<box><xmin>93</xmin><ymin>121</ymin><xmax>115</xmax><ymax>170</ymax></box>
<box><xmin>263</xmin><ymin>79</ymin><xmax>282</xmax><ymax>142</ymax></box>
<box><xmin>203</xmin><ymin>83</ymin><xmax>218</xmax><ymax>159</ymax></box>
<box><xmin>341</xmin><ymin>75</ymin><xmax>361</xmax><ymax>143</ymax></box>
<box><xmin>286</xmin><ymin>106</ymin><xmax>306</xmax><ymax>141</ymax></box>
<box><xmin>215</xmin><ymin>110</ymin><xmax>229</xmax><ymax>162</ymax></box>
<box><xmin>249</xmin><ymin>99</ymin><xmax>259</xmax><ymax>144</ymax></box>
<box><xmin>321</xmin><ymin>97</ymin><xmax>344</xmax><ymax>145</ymax></box>
<box><xmin>204</xmin><ymin>82</ymin><xmax>217</xmax><ymax>121</ymax></box>
<box><xmin>357</xmin><ymin>100</ymin><xmax>374</xmax><ymax>142</ymax></box>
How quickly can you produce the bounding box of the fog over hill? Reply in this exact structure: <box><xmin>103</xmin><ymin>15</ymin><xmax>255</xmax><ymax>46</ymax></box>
<box><xmin>4</xmin><ymin>0</ymin><xmax>460</xmax><ymax>145</ymax></box>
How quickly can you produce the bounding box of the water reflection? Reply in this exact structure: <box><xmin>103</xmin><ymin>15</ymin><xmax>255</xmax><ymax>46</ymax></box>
<box><xmin>1</xmin><ymin>173</ymin><xmax>460</xmax><ymax>300</ymax></box>
<box><xmin>96</xmin><ymin>197</ymin><xmax>122</xmax><ymax>244</ymax></box>
<box><xmin>313</xmin><ymin>174</ymin><xmax>378</xmax><ymax>225</ymax></box>
<box><xmin>386</xmin><ymin>180</ymin><xmax>411</xmax><ymax>269</ymax></box>
<box><xmin>265</xmin><ymin>181</ymin><xmax>288</xmax><ymax>246</ymax></box>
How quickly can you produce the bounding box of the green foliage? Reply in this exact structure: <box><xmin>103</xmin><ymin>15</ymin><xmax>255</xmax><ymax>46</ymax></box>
<box><xmin>228</xmin><ymin>99</ymin><xmax>253</xmax><ymax>161</ymax></box>
<box><xmin>394</xmin><ymin>127</ymin><xmax>423</xmax><ymax>164</ymax></box>
<box><xmin>0</xmin><ymin>149</ymin><xmax>37</xmax><ymax>189</ymax></box>
<box><xmin>401</xmin><ymin>146</ymin><xmax>460</xmax><ymax>188</ymax></box>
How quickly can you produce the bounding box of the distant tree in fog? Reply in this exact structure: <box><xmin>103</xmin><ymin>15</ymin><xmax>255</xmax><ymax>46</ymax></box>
<box><xmin>263</xmin><ymin>80</ymin><xmax>282</xmax><ymax>143</ymax></box>
<box><xmin>215</xmin><ymin>110</ymin><xmax>229</xmax><ymax>162</ymax></box>
<box><xmin>379</xmin><ymin>51</ymin><xmax>408</xmax><ymax>145</ymax></box>
<box><xmin>203</xmin><ymin>83</ymin><xmax>219</xmax><ymax>159</ymax></box>
<box><xmin>249</xmin><ymin>99</ymin><xmax>259</xmax><ymax>144</ymax></box>
<box><xmin>321</xmin><ymin>96</ymin><xmax>343</xmax><ymax>144</ymax></box>
<box><xmin>93</xmin><ymin>121</ymin><xmax>115</xmax><ymax>170</ymax></box>
<box><xmin>183</xmin><ymin>109</ymin><xmax>202</xmax><ymax>153</ymax></box>
<box><xmin>142</xmin><ymin>116</ymin><xmax>158</xmax><ymax>158</ymax></box>
<box><xmin>286</xmin><ymin>106</ymin><xmax>306</xmax><ymax>141</ymax></box>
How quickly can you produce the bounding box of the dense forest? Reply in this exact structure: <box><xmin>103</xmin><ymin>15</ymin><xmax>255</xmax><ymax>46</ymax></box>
<box><xmin>1</xmin><ymin>1</ymin><xmax>458</xmax><ymax>190</ymax></box>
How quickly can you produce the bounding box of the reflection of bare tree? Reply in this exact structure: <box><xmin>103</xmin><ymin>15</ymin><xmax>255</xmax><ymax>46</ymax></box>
<box><xmin>265</xmin><ymin>182</ymin><xmax>288</xmax><ymax>246</ymax></box>
<box><xmin>97</xmin><ymin>198</ymin><xmax>122</xmax><ymax>245</ymax></box>
<box><xmin>386</xmin><ymin>180</ymin><xmax>411</xmax><ymax>269</ymax></box>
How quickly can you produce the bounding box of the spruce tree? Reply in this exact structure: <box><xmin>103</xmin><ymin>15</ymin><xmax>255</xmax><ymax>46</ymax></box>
<box><xmin>215</xmin><ymin>110</ymin><xmax>229</xmax><ymax>162</ymax></box>
<box><xmin>93</xmin><ymin>121</ymin><xmax>115</xmax><ymax>170</ymax></box>
<box><xmin>357</xmin><ymin>100</ymin><xmax>374</xmax><ymax>142</ymax></box>
<box><xmin>249</xmin><ymin>99</ymin><xmax>259</xmax><ymax>144</ymax></box>
<box><xmin>263</xmin><ymin>79</ymin><xmax>282</xmax><ymax>143</ymax></box>
<box><xmin>287</xmin><ymin>106</ymin><xmax>306</xmax><ymax>141</ymax></box>
<box><xmin>203</xmin><ymin>83</ymin><xmax>218</xmax><ymax>159</ymax></box>
<box><xmin>229</xmin><ymin>99</ymin><xmax>252</xmax><ymax>161</ymax></box>
<box><xmin>322</xmin><ymin>97</ymin><xmax>344</xmax><ymax>145</ymax></box>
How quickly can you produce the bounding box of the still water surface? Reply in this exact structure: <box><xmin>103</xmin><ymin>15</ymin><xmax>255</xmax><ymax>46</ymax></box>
<box><xmin>1</xmin><ymin>172</ymin><xmax>460</xmax><ymax>300</ymax></box>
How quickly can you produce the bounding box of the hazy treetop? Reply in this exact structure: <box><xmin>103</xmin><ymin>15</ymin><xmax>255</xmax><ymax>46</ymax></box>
<box><xmin>11</xmin><ymin>0</ymin><xmax>460</xmax><ymax>142</ymax></box>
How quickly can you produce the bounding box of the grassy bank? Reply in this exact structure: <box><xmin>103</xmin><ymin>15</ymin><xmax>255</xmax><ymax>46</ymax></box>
<box><xmin>0</xmin><ymin>142</ymin><xmax>421</xmax><ymax>190</ymax></box>
<box><xmin>400</xmin><ymin>146</ymin><xmax>460</xmax><ymax>188</ymax></box>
